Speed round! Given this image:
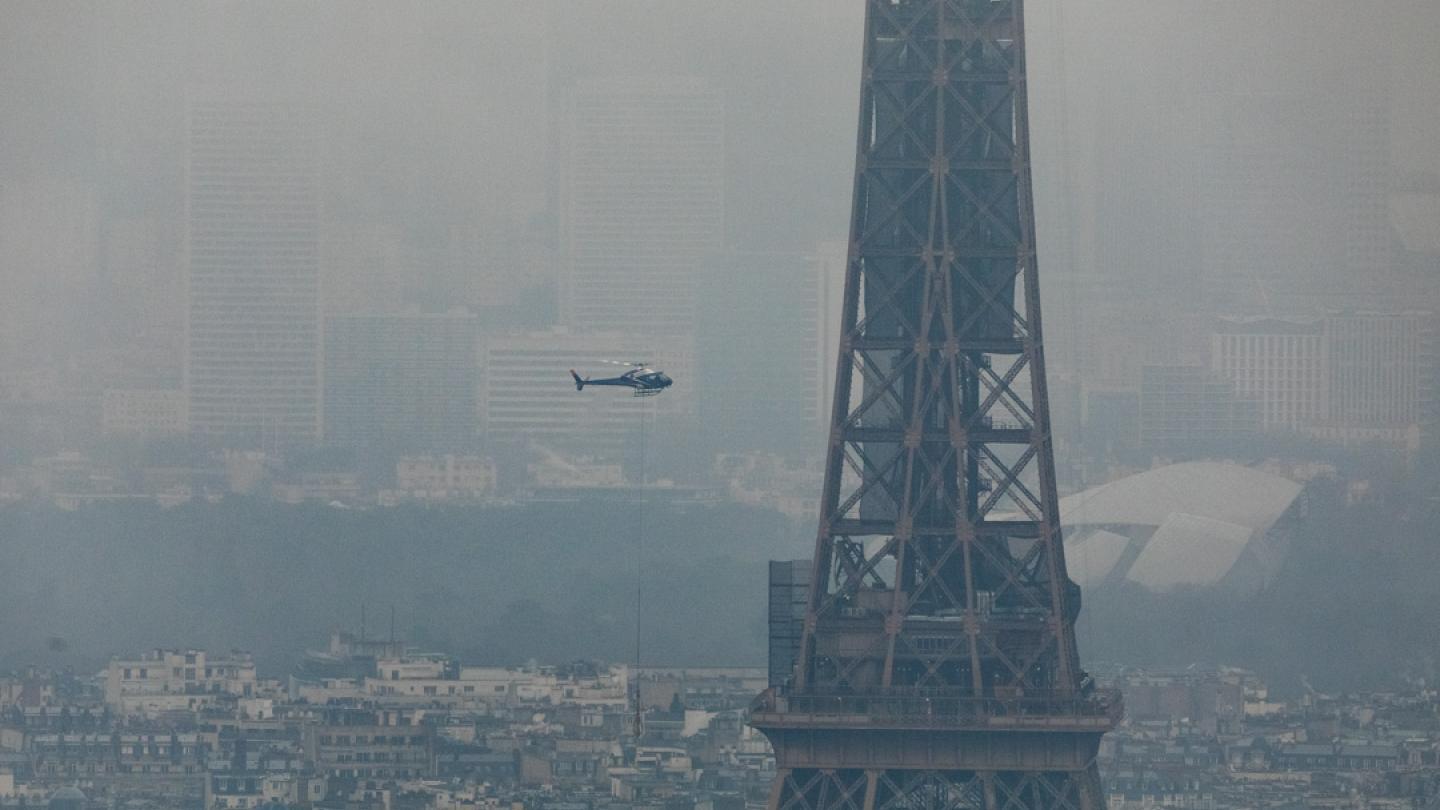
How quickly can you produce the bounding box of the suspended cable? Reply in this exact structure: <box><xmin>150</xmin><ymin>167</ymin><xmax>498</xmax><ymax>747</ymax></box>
<box><xmin>632</xmin><ymin>401</ymin><xmax>648</xmax><ymax>739</ymax></box>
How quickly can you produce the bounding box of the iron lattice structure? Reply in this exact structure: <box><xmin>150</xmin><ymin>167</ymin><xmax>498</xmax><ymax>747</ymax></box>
<box><xmin>750</xmin><ymin>2</ymin><xmax>1120</xmax><ymax>808</ymax></box>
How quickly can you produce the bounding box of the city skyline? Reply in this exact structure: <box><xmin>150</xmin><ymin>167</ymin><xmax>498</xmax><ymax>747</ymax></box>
<box><xmin>1</xmin><ymin>4</ymin><xmax>1439</xmax><ymax>809</ymax></box>
<box><xmin>0</xmin><ymin>3</ymin><xmax>1435</xmax><ymax>464</ymax></box>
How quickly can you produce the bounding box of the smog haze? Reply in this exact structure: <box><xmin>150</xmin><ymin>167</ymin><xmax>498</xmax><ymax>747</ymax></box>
<box><xmin>1</xmin><ymin>0</ymin><xmax>1439</xmax><ymax>694</ymax></box>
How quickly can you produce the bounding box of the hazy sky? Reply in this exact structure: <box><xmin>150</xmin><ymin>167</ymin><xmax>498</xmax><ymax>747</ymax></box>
<box><xmin>3</xmin><ymin>0</ymin><xmax>1435</xmax><ymax>269</ymax></box>
<box><xmin>0</xmin><ymin>0</ymin><xmax>1436</xmax><ymax>408</ymax></box>
<box><xmin>1</xmin><ymin>0</ymin><xmax>1438</xmax><ymax>680</ymax></box>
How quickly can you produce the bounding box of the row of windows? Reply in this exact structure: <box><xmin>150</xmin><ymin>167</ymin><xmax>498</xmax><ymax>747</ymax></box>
<box><xmin>41</xmin><ymin>763</ymin><xmax>197</xmax><ymax>775</ymax></box>
<box><xmin>373</xmin><ymin>683</ymin><xmax>505</xmax><ymax>695</ymax></box>
<box><xmin>317</xmin><ymin>734</ymin><xmax>426</xmax><ymax>746</ymax></box>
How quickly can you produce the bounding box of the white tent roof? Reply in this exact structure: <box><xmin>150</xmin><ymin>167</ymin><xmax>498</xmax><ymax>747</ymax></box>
<box><xmin>1124</xmin><ymin>512</ymin><xmax>1255</xmax><ymax>590</ymax></box>
<box><xmin>1060</xmin><ymin>462</ymin><xmax>1302</xmax><ymax>533</ymax></box>
<box><xmin>1065</xmin><ymin>528</ymin><xmax>1132</xmax><ymax>588</ymax></box>
<box><xmin>1060</xmin><ymin>462</ymin><xmax>1304</xmax><ymax>593</ymax></box>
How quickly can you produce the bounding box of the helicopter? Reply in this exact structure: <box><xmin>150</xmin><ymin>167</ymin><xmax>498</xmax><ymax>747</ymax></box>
<box><xmin>570</xmin><ymin>361</ymin><xmax>673</xmax><ymax>397</ymax></box>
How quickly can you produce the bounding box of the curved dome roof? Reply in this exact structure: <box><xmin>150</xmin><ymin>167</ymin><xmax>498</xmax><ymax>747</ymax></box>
<box><xmin>1060</xmin><ymin>461</ymin><xmax>1302</xmax><ymax>532</ymax></box>
<box><xmin>1060</xmin><ymin>462</ymin><xmax>1304</xmax><ymax>593</ymax></box>
<box><xmin>49</xmin><ymin>787</ymin><xmax>87</xmax><ymax>801</ymax></box>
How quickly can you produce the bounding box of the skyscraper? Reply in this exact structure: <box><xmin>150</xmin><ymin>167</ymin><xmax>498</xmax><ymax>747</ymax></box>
<box><xmin>1195</xmin><ymin>88</ymin><xmax>1394</xmax><ymax>306</ymax></box>
<box><xmin>0</xmin><ymin>178</ymin><xmax>100</xmax><ymax>389</ymax></box>
<box><xmin>1210</xmin><ymin>318</ymin><xmax>1328</xmax><ymax>433</ymax></box>
<box><xmin>323</xmin><ymin>311</ymin><xmax>480</xmax><ymax>451</ymax></box>
<box><xmin>0</xmin><ymin>178</ymin><xmax>104</xmax><ymax>447</ymax></box>
<box><xmin>1325</xmin><ymin>314</ymin><xmax>1432</xmax><ymax>433</ymax></box>
<box><xmin>767</xmin><ymin>559</ymin><xmax>810</xmax><ymax>689</ymax></box>
<box><xmin>185</xmin><ymin>95</ymin><xmax>321</xmax><ymax>447</ymax></box>
<box><xmin>559</xmin><ymin>77</ymin><xmax>724</xmax><ymax>341</ymax></box>
<box><xmin>1208</xmin><ymin>314</ymin><xmax>1435</xmax><ymax>450</ymax></box>
<box><xmin>697</xmin><ymin>251</ymin><xmax>823</xmax><ymax>451</ymax></box>
<box><xmin>1139</xmin><ymin>364</ymin><xmax>1263</xmax><ymax>451</ymax></box>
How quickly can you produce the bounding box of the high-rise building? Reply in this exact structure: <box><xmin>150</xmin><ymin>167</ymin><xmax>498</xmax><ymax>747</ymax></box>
<box><xmin>101</xmin><ymin>215</ymin><xmax>184</xmax><ymax>388</ymax></box>
<box><xmin>320</xmin><ymin>222</ymin><xmax>413</xmax><ymax>316</ymax></box>
<box><xmin>766</xmin><ymin>560</ymin><xmax>810</xmax><ymax>690</ymax></box>
<box><xmin>185</xmin><ymin>95</ymin><xmax>321</xmax><ymax>447</ymax></box>
<box><xmin>1331</xmin><ymin>90</ymin><xmax>1394</xmax><ymax>292</ymax></box>
<box><xmin>1211</xmin><ymin>318</ymin><xmax>1328</xmax><ymax>433</ymax></box>
<box><xmin>1209</xmin><ymin>314</ymin><xmax>1434</xmax><ymax>450</ymax></box>
<box><xmin>1389</xmin><ymin>188</ymin><xmax>1440</xmax><ymax>296</ymax></box>
<box><xmin>1060</xmin><ymin>5</ymin><xmax>1398</xmax><ymax>309</ymax></box>
<box><xmin>1322</xmin><ymin>313</ymin><xmax>1434</xmax><ymax>447</ymax></box>
<box><xmin>101</xmin><ymin>389</ymin><xmax>188</xmax><ymax>438</ymax></box>
<box><xmin>323</xmin><ymin>311</ymin><xmax>480</xmax><ymax>451</ymax></box>
<box><xmin>1196</xmin><ymin>90</ymin><xmax>1394</xmax><ymax>306</ymax></box>
<box><xmin>1196</xmin><ymin>93</ymin><xmax>1327</xmax><ymax>307</ymax></box>
<box><xmin>1325</xmin><ymin>314</ymin><xmax>1427</xmax><ymax>427</ymax></box>
<box><xmin>0</xmin><ymin>178</ymin><xmax>101</xmax><ymax>391</ymax></box>
<box><xmin>559</xmin><ymin>77</ymin><xmax>724</xmax><ymax>340</ymax></box>
<box><xmin>0</xmin><ymin>178</ymin><xmax>105</xmax><ymax>447</ymax></box>
<box><xmin>1139</xmin><ymin>364</ymin><xmax>1262</xmax><ymax>451</ymax></box>
<box><xmin>698</xmin><ymin>251</ymin><xmax>825</xmax><ymax>451</ymax></box>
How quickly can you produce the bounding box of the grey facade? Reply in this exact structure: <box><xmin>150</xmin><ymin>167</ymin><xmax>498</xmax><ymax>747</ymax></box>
<box><xmin>766</xmin><ymin>559</ymin><xmax>809</xmax><ymax>690</ymax></box>
<box><xmin>185</xmin><ymin>96</ymin><xmax>321</xmax><ymax>447</ymax></box>
<box><xmin>323</xmin><ymin>311</ymin><xmax>479</xmax><ymax>451</ymax></box>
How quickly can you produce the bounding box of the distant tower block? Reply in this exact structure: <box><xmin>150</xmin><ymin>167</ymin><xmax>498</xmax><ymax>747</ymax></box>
<box><xmin>561</xmin><ymin>76</ymin><xmax>724</xmax><ymax>340</ymax></box>
<box><xmin>749</xmin><ymin>2</ymin><xmax>1121</xmax><ymax>809</ymax></box>
<box><xmin>185</xmin><ymin>95</ymin><xmax>321</xmax><ymax>447</ymax></box>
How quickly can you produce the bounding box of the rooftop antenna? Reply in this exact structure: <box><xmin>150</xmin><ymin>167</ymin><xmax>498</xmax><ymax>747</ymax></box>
<box><xmin>360</xmin><ymin>602</ymin><xmax>367</xmax><ymax>645</ymax></box>
<box><xmin>389</xmin><ymin>605</ymin><xmax>396</xmax><ymax>648</ymax></box>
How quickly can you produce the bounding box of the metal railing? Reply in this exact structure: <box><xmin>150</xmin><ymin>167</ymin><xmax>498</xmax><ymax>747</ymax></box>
<box><xmin>750</xmin><ymin>686</ymin><xmax>1122</xmax><ymax>731</ymax></box>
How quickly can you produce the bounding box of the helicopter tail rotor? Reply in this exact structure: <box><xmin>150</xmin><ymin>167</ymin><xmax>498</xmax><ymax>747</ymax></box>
<box><xmin>570</xmin><ymin>370</ymin><xmax>586</xmax><ymax>391</ymax></box>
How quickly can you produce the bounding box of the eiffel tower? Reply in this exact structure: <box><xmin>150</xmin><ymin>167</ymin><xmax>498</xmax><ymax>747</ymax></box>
<box><xmin>750</xmin><ymin>2</ymin><xmax>1120</xmax><ymax>808</ymax></box>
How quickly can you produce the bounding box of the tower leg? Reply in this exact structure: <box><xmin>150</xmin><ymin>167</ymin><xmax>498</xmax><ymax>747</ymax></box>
<box><xmin>754</xmin><ymin>0</ymin><xmax>1119</xmax><ymax>805</ymax></box>
<box><xmin>769</xmin><ymin>769</ymin><xmax>790</xmax><ymax>810</ymax></box>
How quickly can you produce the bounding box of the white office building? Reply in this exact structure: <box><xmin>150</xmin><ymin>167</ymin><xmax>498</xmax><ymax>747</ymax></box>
<box><xmin>185</xmin><ymin>95</ymin><xmax>322</xmax><ymax>446</ymax></box>
<box><xmin>560</xmin><ymin>76</ymin><xmax>724</xmax><ymax>340</ymax></box>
